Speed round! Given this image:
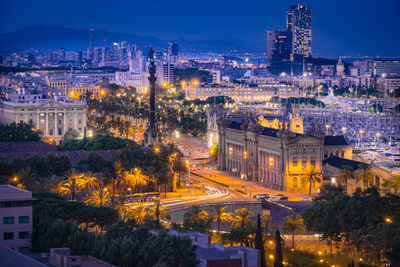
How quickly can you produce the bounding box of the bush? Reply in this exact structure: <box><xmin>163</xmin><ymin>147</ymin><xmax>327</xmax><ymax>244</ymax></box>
<box><xmin>59</xmin><ymin>135</ymin><xmax>135</xmax><ymax>151</ymax></box>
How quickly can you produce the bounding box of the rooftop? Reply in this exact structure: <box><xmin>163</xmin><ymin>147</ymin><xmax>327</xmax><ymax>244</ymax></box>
<box><xmin>0</xmin><ymin>184</ymin><xmax>35</xmax><ymax>201</ymax></box>
<box><xmin>0</xmin><ymin>244</ymin><xmax>48</xmax><ymax>267</ymax></box>
<box><xmin>323</xmin><ymin>156</ymin><xmax>367</xmax><ymax>171</ymax></box>
<box><xmin>324</xmin><ymin>135</ymin><xmax>350</xmax><ymax>146</ymax></box>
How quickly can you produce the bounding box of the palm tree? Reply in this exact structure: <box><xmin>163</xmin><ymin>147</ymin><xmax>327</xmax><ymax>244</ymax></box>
<box><xmin>114</xmin><ymin>194</ymin><xmax>128</xmax><ymax>221</ymax></box>
<box><xmin>129</xmin><ymin>203</ymin><xmax>149</xmax><ymax>224</ymax></box>
<box><xmin>111</xmin><ymin>161</ymin><xmax>124</xmax><ymax>204</ymax></box>
<box><xmin>302</xmin><ymin>168</ymin><xmax>322</xmax><ymax>195</ymax></box>
<box><xmin>18</xmin><ymin>167</ymin><xmax>38</xmax><ymax>191</ymax></box>
<box><xmin>382</xmin><ymin>174</ymin><xmax>400</xmax><ymax>194</ymax></box>
<box><xmin>149</xmin><ymin>199</ymin><xmax>171</xmax><ymax>223</ymax></box>
<box><xmin>356</xmin><ymin>164</ymin><xmax>375</xmax><ymax>189</ymax></box>
<box><xmin>85</xmin><ymin>188</ymin><xmax>111</xmax><ymax>206</ymax></box>
<box><xmin>229</xmin><ymin>208</ymin><xmax>254</xmax><ymax>230</ymax></box>
<box><xmin>81</xmin><ymin>172</ymin><xmax>99</xmax><ymax>189</ymax></box>
<box><xmin>183</xmin><ymin>205</ymin><xmax>209</xmax><ymax>224</ymax></box>
<box><xmin>283</xmin><ymin>213</ymin><xmax>305</xmax><ymax>248</ymax></box>
<box><xmin>337</xmin><ymin>165</ymin><xmax>356</xmax><ymax>193</ymax></box>
<box><xmin>212</xmin><ymin>204</ymin><xmax>230</xmax><ymax>234</ymax></box>
<box><xmin>58</xmin><ymin>169</ymin><xmax>85</xmax><ymax>201</ymax></box>
<box><xmin>45</xmin><ymin>174</ymin><xmax>63</xmax><ymax>194</ymax></box>
<box><xmin>123</xmin><ymin>168</ymin><xmax>149</xmax><ymax>193</ymax></box>
<box><xmin>261</xmin><ymin>214</ymin><xmax>273</xmax><ymax>239</ymax></box>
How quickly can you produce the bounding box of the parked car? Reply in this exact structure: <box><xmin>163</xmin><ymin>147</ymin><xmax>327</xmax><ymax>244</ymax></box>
<box><xmin>300</xmin><ymin>197</ymin><xmax>311</xmax><ymax>201</ymax></box>
<box><xmin>279</xmin><ymin>195</ymin><xmax>288</xmax><ymax>200</ymax></box>
<box><xmin>254</xmin><ymin>193</ymin><xmax>270</xmax><ymax>199</ymax></box>
<box><xmin>269</xmin><ymin>196</ymin><xmax>281</xmax><ymax>201</ymax></box>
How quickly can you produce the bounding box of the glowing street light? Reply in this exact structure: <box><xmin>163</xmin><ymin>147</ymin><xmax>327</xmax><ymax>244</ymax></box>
<box><xmin>100</xmin><ymin>89</ymin><xmax>106</xmax><ymax>96</ymax></box>
<box><xmin>325</xmin><ymin>124</ymin><xmax>330</xmax><ymax>134</ymax></box>
<box><xmin>342</xmin><ymin>127</ymin><xmax>347</xmax><ymax>134</ymax></box>
<box><xmin>154</xmin><ymin>146</ymin><xmax>160</xmax><ymax>154</ymax></box>
<box><xmin>162</xmin><ymin>81</ymin><xmax>169</xmax><ymax>88</ymax></box>
<box><xmin>192</xmin><ymin>80</ymin><xmax>199</xmax><ymax>87</ymax></box>
<box><xmin>385</xmin><ymin>217</ymin><xmax>392</xmax><ymax>223</ymax></box>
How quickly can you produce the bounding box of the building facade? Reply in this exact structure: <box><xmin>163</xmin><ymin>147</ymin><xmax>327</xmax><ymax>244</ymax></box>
<box><xmin>0</xmin><ymin>93</ymin><xmax>87</xmax><ymax>142</ymax></box>
<box><xmin>0</xmin><ymin>185</ymin><xmax>35</xmax><ymax>253</ymax></box>
<box><xmin>215</xmin><ymin>113</ymin><xmax>352</xmax><ymax>193</ymax></box>
<box><xmin>288</xmin><ymin>4</ymin><xmax>312</xmax><ymax>57</ymax></box>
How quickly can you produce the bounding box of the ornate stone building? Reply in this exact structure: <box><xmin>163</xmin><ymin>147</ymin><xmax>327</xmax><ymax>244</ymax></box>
<box><xmin>0</xmin><ymin>93</ymin><xmax>87</xmax><ymax>142</ymax></box>
<box><xmin>215</xmin><ymin>111</ymin><xmax>352</xmax><ymax>193</ymax></box>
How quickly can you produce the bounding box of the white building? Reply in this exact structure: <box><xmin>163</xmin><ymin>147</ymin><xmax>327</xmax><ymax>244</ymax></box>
<box><xmin>187</xmin><ymin>84</ymin><xmax>299</xmax><ymax>102</ymax></box>
<box><xmin>0</xmin><ymin>93</ymin><xmax>87</xmax><ymax>142</ymax></box>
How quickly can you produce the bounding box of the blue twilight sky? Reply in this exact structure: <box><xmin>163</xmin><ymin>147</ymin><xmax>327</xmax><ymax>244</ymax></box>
<box><xmin>0</xmin><ymin>0</ymin><xmax>399</xmax><ymax>57</ymax></box>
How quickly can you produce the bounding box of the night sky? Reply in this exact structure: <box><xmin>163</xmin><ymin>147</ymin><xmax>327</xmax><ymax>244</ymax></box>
<box><xmin>1</xmin><ymin>0</ymin><xmax>399</xmax><ymax>57</ymax></box>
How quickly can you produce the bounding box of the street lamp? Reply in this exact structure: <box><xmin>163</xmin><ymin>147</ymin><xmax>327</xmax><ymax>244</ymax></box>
<box><xmin>185</xmin><ymin>160</ymin><xmax>191</xmax><ymax>195</ymax></box>
<box><xmin>342</xmin><ymin>127</ymin><xmax>347</xmax><ymax>134</ymax></box>
<box><xmin>325</xmin><ymin>124</ymin><xmax>330</xmax><ymax>135</ymax></box>
<box><xmin>385</xmin><ymin>217</ymin><xmax>392</xmax><ymax>223</ymax></box>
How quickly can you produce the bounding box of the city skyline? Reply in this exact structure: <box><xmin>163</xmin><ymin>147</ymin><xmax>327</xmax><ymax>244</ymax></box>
<box><xmin>1</xmin><ymin>0</ymin><xmax>400</xmax><ymax>57</ymax></box>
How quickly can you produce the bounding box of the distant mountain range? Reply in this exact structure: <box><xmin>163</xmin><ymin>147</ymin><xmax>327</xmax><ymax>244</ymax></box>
<box><xmin>0</xmin><ymin>25</ymin><xmax>249</xmax><ymax>54</ymax></box>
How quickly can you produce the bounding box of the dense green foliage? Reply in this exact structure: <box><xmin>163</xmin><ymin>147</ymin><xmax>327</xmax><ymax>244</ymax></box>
<box><xmin>87</xmin><ymin>94</ymin><xmax>207</xmax><ymax>137</ymax></box>
<box><xmin>174</xmin><ymin>68</ymin><xmax>212</xmax><ymax>83</ymax></box>
<box><xmin>32</xmin><ymin>193</ymin><xmax>119</xmax><ymax>233</ymax></box>
<box><xmin>0</xmin><ymin>122</ymin><xmax>41</xmax><ymax>141</ymax></box>
<box><xmin>0</xmin><ymin>154</ymin><xmax>71</xmax><ymax>184</ymax></box>
<box><xmin>32</xmin><ymin>193</ymin><xmax>197</xmax><ymax>267</ymax></box>
<box><xmin>274</xmin><ymin>229</ymin><xmax>283</xmax><ymax>267</ymax></box>
<box><xmin>59</xmin><ymin>135</ymin><xmax>134</xmax><ymax>151</ymax></box>
<box><xmin>255</xmin><ymin>214</ymin><xmax>267</xmax><ymax>267</ymax></box>
<box><xmin>302</xmin><ymin>186</ymin><xmax>400</xmax><ymax>266</ymax></box>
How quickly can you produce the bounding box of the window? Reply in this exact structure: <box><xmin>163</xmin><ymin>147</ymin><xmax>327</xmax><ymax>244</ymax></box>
<box><xmin>18</xmin><ymin>247</ymin><xmax>30</xmax><ymax>254</ymax></box>
<box><xmin>4</xmin><ymin>232</ymin><xmax>14</xmax><ymax>240</ymax></box>
<box><xmin>293</xmin><ymin>157</ymin><xmax>298</xmax><ymax>167</ymax></box>
<box><xmin>19</xmin><ymin>231</ymin><xmax>29</xmax><ymax>239</ymax></box>
<box><xmin>341</xmin><ymin>151</ymin><xmax>344</xmax><ymax>157</ymax></box>
<box><xmin>302</xmin><ymin>159</ymin><xmax>307</xmax><ymax>169</ymax></box>
<box><xmin>293</xmin><ymin>177</ymin><xmax>298</xmax><ymax>189</ymax></box>
<box><xmin>19</xmin><ymin>216</ymin><xmax>29</xmax><ymax>224</ymax></box>
<box><xmin>3</xmin><ymin>217</ymin><xmax>14</xmax><ymax>224</ymax></box>
<box><xmin>311</xmin><ymin>159</ymin><xmax>316</xmax><ymax>167</ymax></box>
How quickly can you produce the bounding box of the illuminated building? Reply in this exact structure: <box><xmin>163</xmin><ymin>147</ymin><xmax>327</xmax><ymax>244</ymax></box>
<box><xmin>0</xmin><ymin>92</ymin><xmax>87</xmax><ymax>142</ymax></box>
<box><xmin>288</xmin><ymin>4</ymin><xmax>312</xmax><ymax>57</ymax></box>
<box><xmin>215</xmin><ymin>112</ymin><xmax>352</xmax><ymax>192</ymax></box>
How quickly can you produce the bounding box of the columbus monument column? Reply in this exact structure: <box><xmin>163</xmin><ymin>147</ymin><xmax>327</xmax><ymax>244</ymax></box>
<box><xmin>143</xmin><ymin>48</ymin><xmax>162</xmax><ymax>147</ymax></box>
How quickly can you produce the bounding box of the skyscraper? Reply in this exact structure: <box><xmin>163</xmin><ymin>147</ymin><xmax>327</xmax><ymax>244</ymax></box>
<box><xmin>59</xmin><ymin>48</ymin><xmax>66</xmax><ymax>61</ymax></box>
<box><xmin>89</xmin><ymin>29</ymin><xmax>94</xmax><ymax>60</ymax></box>
<box><xmin>167</xmin><ymin>42</ymin><xmax>178</xmax><ymax>57</ymax></box>
<box><xmin>166</xmin><ymin>42</ymin><xmax>178</xmax><ymax>63</ymax></box>
<box><xmin>287</xmin><ymin>4</ymin><xmax>312</xmax><ymax>57</ymax></box>
<box><xmin>266</xmin><ymin>31</ymin><xmax>276</xmax><ymax>65</ymax></box>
